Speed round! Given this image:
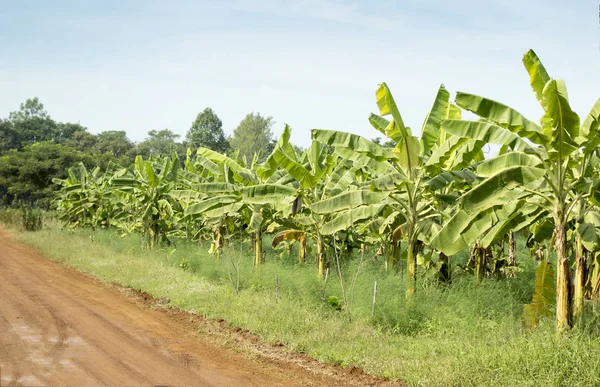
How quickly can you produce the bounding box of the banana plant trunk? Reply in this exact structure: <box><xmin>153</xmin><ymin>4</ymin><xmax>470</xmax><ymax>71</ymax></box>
<box><xmin>253</xmin><ymin>229</ymin><xmax>263</xmax><ymax>267</ymax></box>
<box><xmin>472</xmin><ymin>242</ymin><xmax>485</xmax><ymax>285</ymax></box>
<box><xmin>508</xmin><ymin>232</ymin><xmax>517</xmax><ymax>268</ymax></box>
<box><xmin>317</xmin><ymin>234</ymin><xmax>326</xmax><ymax>277</ymax></box>
<box><xmin>573</xmin><ymin>235</ymin><xmax>586</xmax><ymax>323</ymax></box>
<box><xmin>554</xmin><ymin>211</ymin><xmax>572</xmax><ymax>330</ymax></box>
<box><xmin>298</xmin><ymin>237</ymin><xmax>306</xmax><ymax>264</ymax></box>
<box><xmin>405</xmin><ymin>235</ymin><xmax>417</xmax><ymax>300</ymax></box>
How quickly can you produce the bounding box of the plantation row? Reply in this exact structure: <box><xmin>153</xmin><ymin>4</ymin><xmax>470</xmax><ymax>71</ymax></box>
<box><xmin>54</xmin><ymin>49</ymin><xmax>600</xmax><ymax>332</ymax></box>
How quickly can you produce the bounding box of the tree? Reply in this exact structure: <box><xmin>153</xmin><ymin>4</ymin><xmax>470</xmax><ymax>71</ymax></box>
<box><xmin>8</xmin><ymin>97</ymin><xmax>58</xmax><ymax>146</ymax></box>
<box><xmin>95</xmin><ymin>130</ymin><xmax>133</xmax><ymax>157</ymax></box>
<box><xmin>0</xmin><ymin>141</ymin><xmax>84</xmax><ymax>207</ymax></box>
<box><xmin>186</xmin><ymin>108</ymin><xmax>229</xmax><ymax>153</ymax></box>
<box><xmin>136</xmin><ymin>129</ymin><xmax>181</xmax><ymax>157</ymax></box>
<box><xmin>0</xmin><ymin>119</ymin><xmax>21</xmax><ymax>154</ymax></box>
<box><xmin>432</xmin><ymin>49</ymin><xmax>600</xmax><ymax>330</ymax></box>
<box><xmin>64</xmin><ymin>130</ymin><xmax>98</xmax><ymax>153</ymax></box>
<box><xmin>55</xmin><ymin>122</ymin><xmax>87</xmax><ymax>143</ymax></box>
<box><xmin>230</xmin><ymin>113</ymin><xmax>274</xmax><ymax>163</ymax></box>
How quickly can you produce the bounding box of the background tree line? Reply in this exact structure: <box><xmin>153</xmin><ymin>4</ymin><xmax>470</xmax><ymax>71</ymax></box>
<box><xmin>0</xmin><ymin>98</ymin><xmax>284</xmax><ymax>208</ymax></box>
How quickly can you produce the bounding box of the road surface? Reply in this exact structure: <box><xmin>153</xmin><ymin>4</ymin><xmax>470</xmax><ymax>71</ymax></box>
<box><xmin>0</xmin><ymin>229</ymin><xmax>354</xmax><ymax>386</ymax></box>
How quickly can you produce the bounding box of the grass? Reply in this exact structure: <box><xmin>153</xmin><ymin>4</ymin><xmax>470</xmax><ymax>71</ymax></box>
<box><xmin>7</xmin><ymin>220</ymin><xmax>600</xmax><ymax>386</ymax></box>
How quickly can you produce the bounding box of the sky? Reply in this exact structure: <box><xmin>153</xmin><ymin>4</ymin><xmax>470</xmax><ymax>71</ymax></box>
<box><xmin>1</xmin><ymin>0</ymin><xmax>599</xmax><ymax>147</ymax></box>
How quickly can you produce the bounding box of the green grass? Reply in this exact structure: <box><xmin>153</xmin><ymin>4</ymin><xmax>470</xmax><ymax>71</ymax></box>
<box><xmin>9</xmin><ymin>222</ymin><xmax>600</xmax><ymax>386</ymax></box>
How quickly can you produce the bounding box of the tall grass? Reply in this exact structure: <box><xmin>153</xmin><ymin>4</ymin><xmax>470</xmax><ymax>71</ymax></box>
<box><xmin>11</xmin><ymin>223</ymin><xmax>600</xmax><ymax>386</ymax></box>
<box><xmin>0</xmin><ymin>207</ymin><xmax>44</xmax><ymax>231</ymax></box>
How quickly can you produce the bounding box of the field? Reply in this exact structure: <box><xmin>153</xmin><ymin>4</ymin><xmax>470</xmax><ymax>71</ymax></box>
<box><xmin>4</xmin><ymin>218</ymin><xmax>598</xmax><ymax>386</ymax></box>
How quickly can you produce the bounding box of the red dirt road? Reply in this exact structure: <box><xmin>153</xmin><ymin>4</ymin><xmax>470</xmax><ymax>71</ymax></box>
<box><xmin>0</xmin><ymin>229</ymin><xmax>359</xmax><ymax>387</ymax></box>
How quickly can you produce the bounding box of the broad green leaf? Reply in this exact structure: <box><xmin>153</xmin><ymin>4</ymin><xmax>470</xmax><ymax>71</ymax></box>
<box><xmin>455</xmin><ymin>92</ymin><xmax>548</xmax><ymax>145</ymax></box>
<box><xmin>541</xmin><ymin>79</ymin><xmax>580</xmax><ymax>159</ymax></box>
<box><xmin>375</xmin><ymin>82</ymin><xmax>409</xmax><ymax>141</ymax></box>
<box><xmin>369</xmin><ymin>173</ymin><xmax>404</xmax><ymax>191</ymax></box>
<box><xmin>310</xmin><ymin>190</ymin><xmax>388</xmax><ymax>214</ymax></box>
<box><xmin>197</xmin><ymin>147</ymin><xmax>250</xmax><ymax>175</ymax></box>
<box><xmin>368</xmin><ymin>114</ymin><xmax>391</xmax><ymax>136</ymax></box>
<box><xmin>394</xmin><ymin>135</ymin><xmax>420</xmax><ymax>172</ymax></box>
<box><xmin>170</xmin><ymin>190</ymin><xmax>201</xmax><ymax>200</ymax></box>
<box><xmin>579</xmin><ymin>98</ymin><xmax>600</xmax><ymax>153</ymax></box>
<box><xmin>442</xmin><ymin>120</ymin><xmax>531</xmax><ymax>152</ymax></box>
<box><xmin>425</xmin><ymin>170</ymin><xmax>480</xmax><ymax>190</ymax></box>
<box><xmin>272</xmin><ymin>147</ymin><xmax>316</xmax><ymax>189</ymax></box>
<box><xmin>203</xmin><ymin>202</ymin><xmax>244</xmax><ymax>218</ymax></box>
<box><xmin>321</xmin><ymin>204</ymin><xmax>386</xmax><ymax>235</ymax></box>
<box><xmin>184</xmin><ymin>195</ymin><xmax>239</xmax><ymax>216</ymax></box>
<box><xmin>334</xmin><ymin>147</ymin><xmax>394</xmax><ymax>175</ymax></box>
<box><xmin>247</xmin><ymin>207</ymin><xmax>264</xmax><ymax>232</ymax></box>
<box><xmin>421</xmin><ymin>84</ymin><xmax>450</xmax><ymax>155</ymax></box>
<box><xmin>425</xmin><ymin>136</ymin><xmax>466</xmax><ymax>167</ymax></box>
<box><xmin>522</xmin><ymin>260</ymin><xmax>555</xmax><ymax>331</ymax></box>
<box><xmin>240</xmin><ymin>184</ymin><xmax>296</xmax><ymax>205</ymax></box>
<box><xmin>460</xmin><ymin>166</ymin><xmax>545</xmax><ymax>213</ymax></box>
<box><xmin>194</xmin><ymin>183</ymin><xmax>238</xmax><ymax>194</ymax></box>
<box><xmin>476</xmin><ymin>152</ymin><xmax>542</xmax><ymax>177</ymax></box>
<box><xmin>312</xmin><ymin>129</ymin><xmax>395</xmax><ymax>160</ymax></box>
<box><xmin>522</xmin><ymin>49</ymin><xmax>551</xmax><ymax>106</ymax></box>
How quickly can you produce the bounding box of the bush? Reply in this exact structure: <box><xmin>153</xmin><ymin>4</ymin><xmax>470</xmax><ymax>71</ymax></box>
<box><xmin>0</xmin><ymin>207</ymin><xmax>43</xmax><ymax>231</ymax></box>
<box><xmin>21</xmin><ymin>207</ymin><xmax>43</xmax><ymax>231</ymax></box>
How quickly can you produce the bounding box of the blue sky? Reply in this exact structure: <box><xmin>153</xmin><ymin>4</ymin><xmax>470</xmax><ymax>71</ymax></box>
<box><xmin>1</xmin><ymin>0</ymin><xmax>599</xmax><ymax>147</ymax></box>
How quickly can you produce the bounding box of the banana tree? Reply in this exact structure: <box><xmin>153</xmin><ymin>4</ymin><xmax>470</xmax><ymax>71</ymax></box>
<box><xmin>259</xmin><ymin>125</ymin><xmax>339</xmax><ymax>276</ymax></box>
<box><xmin>176</xmin><ymin>145</ymin><xmax>297</xmax><ymax>266</ymax></box>
<box><xmin>432</xmin><ymin>49</ymin><xmax>600</xmax><ymax>330</ymax></box>
<box><xmin>111</xmin><ymin>154</ymin><xmax>181</xmax><ymax>248</ymax></box>
<box><xmin>312</xmin><ymin>83</ymin><xmax>486</xmax><ymax>299</ymax></box>
<box><xmin>53</xmin><ymin>162</ymin><xmax>124</xmax><ymax>229</ymax></box>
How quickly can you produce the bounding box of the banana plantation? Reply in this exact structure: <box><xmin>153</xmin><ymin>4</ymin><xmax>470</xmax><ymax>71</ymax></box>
<box><xmin>54</xmin><ymin>49</ymin><xmax>600</xmax><ymax>332</ymax></box>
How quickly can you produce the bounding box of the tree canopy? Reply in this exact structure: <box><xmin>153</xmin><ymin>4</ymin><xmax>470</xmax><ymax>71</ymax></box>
<box><xmin>230</xmin><ymin>112</ymin><xmax>274</xmax><ymax>162</ymax></box>
<box><xmin>186</xmin><ymin>108</ymin><xmax>229</xmax><ymax>153</ymax></box>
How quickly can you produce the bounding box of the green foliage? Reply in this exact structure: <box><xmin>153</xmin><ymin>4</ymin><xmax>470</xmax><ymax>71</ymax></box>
<box><xmin>95</xmin><ymin>130</ymin><xmax>134</xmax><ymax>157</ymax></box>
<box><xmin>0</xmin><ymin>142</ymin><xmax>85</xmax><ymax>208</ymax></box>
<box><xmin>522</xmin><ymin>260</ymin><xmax>555</xmax><ymax>331</ymax></box>
<box><xmin>186</xmin><ymin>107</ymin><xmax>230</xmax><ymax>153</ymax></box>
<box><xmin>179</xmin><ymin>257</ymin><xmax>190</xmax><ymax>270</ymax></box>
<box><xmin>20</xmin><ymin>207</ymin><xmax>43</xmax><ymax>231</ymax></box>
<box><xmin>0</xmin><ymin>206</ymin><xmax>43</xmax><ymax>231</ymax></box>
<box><xmin>230</xmin><ymin>112</ymin><xmax>274</xmax><ymax>163</ymax></box>
<box><xmin>327</xmin><ymin>296</ymin><xmax>342</xmax><ymax>311</ymax></box>
<box><xmin>136</xmin><ymin>129</ymin><xmax>182</xmax><ymax>158</ymax></box>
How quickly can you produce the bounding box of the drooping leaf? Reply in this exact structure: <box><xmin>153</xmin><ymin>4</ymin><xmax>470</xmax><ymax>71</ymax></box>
<box><xmin>272</xmin><ymin>230</ymin><xmax>306</xmax><ymax>248</ymax></box>
<box><xmin>455</xmin><ymin>92</ymin><xmax>549</xmax><ymax>146</ymax></box>
<box><xmin>321</xmin><ymin>204</ymin><xmax>386</xmax><ymax>235</ymax></box>
<box><xmin>442</xmin><ymin>120</ymin><xmax>532</xmax><ymax>152</ymax></box>
<box><xmin>522</xmin><ymin>260</ymin><xmax>555</xmax><ymax>331</ymax></box>
<box><xmin>476</xmin><ymin>152</ymin><xmax>542</xmax><ymax>177</ymax></box>
<box><xmin>460</xmin><ymin>166</ymin><xmax>545</xmax><ymax>213</ymax></box>
<box><xmin>310</xmin><ymin>190</ymin><xmax>388</xmax><ymax>215</ymax></box>
<box><xmin>312</xmin><ymin>129</ymin><xmax>394</xmax><ymax>160</ymax></box>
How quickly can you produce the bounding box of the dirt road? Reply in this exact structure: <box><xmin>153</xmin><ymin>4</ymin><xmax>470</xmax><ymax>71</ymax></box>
<box><xmin>0</xmin><ymin>229</ymin><xmax>358</xmax><ymax>387</ymax></box>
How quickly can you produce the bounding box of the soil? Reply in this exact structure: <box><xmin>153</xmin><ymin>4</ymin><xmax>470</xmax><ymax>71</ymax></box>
<box><xmin>0</xmin><ymin>228</ymin><xmax>402</xmax><ymax>387</ymax></box>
